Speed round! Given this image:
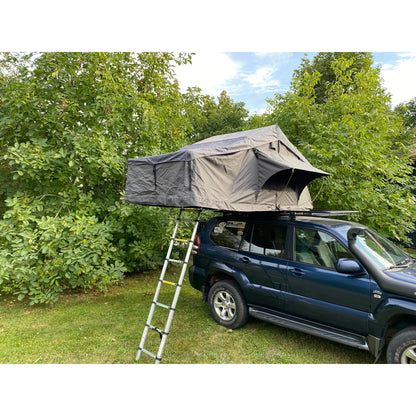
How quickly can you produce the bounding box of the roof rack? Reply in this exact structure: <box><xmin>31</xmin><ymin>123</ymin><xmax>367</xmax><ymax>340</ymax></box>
<box><xmin>219</xmin><ymin>210</ymin><xmax>358</xmax><ymax>221</ymax></box>
<box><xmin>274</xmin><ymin>210</ymin><xmax>358</xmax><ymax>221</ymax></box>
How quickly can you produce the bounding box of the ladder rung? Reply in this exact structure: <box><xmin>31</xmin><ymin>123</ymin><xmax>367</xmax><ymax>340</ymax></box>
<box><xmin>177</xmin><ymin>218</ymin><xmax>198</xmax><ymax>222</ymax></box>
<box><xmin>153</xmin><ymin>301</ymin><xmax>172</xmax><ymax>310</ymax></box>
<box><xmin>167</xmin><ymin>258</ymin><xmax>186</xmax><ymax>264</ymax></box>
<box><xmin>172</xmin><ymin>238</ymin><xmax>192</xmax><ymax>243</ymax></box>
<box><xmin>161</xmin><ymin>280</ymin><xmax>181</xmax><ymax>287</ymax></box>
<box><xmin>139</xmin><ymin>348</ymin><xmax>161</xmax><ymax>361</ymax></box>
<box><xmin>147</xmin><ymin>324</ymin><xmax>168</xmax><ymax>336</ymax></box>
<box><xmin>140</xmin><ymin>348</ymin><xmax>156</xmax><ymax>359</ymax></box>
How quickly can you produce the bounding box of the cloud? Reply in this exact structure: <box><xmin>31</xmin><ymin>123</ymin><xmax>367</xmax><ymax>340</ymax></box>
<box><xmin>248</xmin><ymin>104</ymin><xmax>270</xmax><ymax>115</ymax></box>
<box><xmin>174</xmin><ymin>52</ymin><xmax>241</xmax><ymax>97</ymax></box>
<box><xmin>380</xmin><ymin>53</ymin><xmax>416</xmax><ymax>107</ymax></box>
<box><xmin>244</xmin><ymin>67</ymin><xmax>281</xmax><ymax>92</ymax></box>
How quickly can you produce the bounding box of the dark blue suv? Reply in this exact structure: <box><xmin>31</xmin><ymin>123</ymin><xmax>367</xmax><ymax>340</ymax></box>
<box><xmin>189</xmin><ymin>211</ymin><xmax>416</xmax><ymax>364</ymax></box>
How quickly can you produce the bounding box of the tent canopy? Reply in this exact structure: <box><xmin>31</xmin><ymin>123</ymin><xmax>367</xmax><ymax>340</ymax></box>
<box><xmin>125</xmin><ymin>125</ymin><xmax>328</xmax><ymax>212</ymax></box>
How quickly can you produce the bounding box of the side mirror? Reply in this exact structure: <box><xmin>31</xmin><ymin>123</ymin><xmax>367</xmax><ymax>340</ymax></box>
<box><xmin>336</xmin><ymin>258</ymin><xmax>362</xmax><ymax>274</ymax></box>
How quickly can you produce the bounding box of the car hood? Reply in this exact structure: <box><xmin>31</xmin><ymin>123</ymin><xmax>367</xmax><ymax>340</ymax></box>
<box><xmin>385</xmin><ymin>262</ymin><xmax>416</xmax><ymax>286</ymax></box>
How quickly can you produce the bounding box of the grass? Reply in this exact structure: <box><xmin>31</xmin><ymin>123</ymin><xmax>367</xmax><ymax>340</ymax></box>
<box><xmin>0</xmin><ymin>267</ymin><xmax>383</xmax><ymax>364</ymax></box>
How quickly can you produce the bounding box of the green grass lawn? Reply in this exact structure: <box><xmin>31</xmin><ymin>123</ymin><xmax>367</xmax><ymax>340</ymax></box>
<box><xmin>0</xmin><ymin>268</ymin><xmax>382</xmax><ymax>364</ymax></box>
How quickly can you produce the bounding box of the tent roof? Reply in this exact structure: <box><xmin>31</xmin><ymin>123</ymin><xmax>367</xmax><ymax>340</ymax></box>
<box><xmin>129</xmin><ymin>125</ymin><xmax>316</xmax><ymax>165</ymax></box>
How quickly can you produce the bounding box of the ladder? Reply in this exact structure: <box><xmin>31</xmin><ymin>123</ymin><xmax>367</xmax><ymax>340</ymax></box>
<box><xmin>136</xmin><ymin>208</ymin><xmax>203</xmax><ymax>363</ymax></box>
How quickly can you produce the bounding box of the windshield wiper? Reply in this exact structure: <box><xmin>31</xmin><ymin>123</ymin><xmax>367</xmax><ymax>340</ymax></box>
<box><xmin>387</xmin><ymin>257</ymin><xmax>415</xmax><ymax>270</ymax></box>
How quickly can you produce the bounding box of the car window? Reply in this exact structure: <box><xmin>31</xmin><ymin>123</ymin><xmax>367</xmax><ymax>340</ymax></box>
<box><xmin>211</xmin><ymin>220</ymin><xmax>246</xmax><ymax>250</ymax></box>
<box><xmin>241</xmin><ymin>222</ymin><xmax>287</xmax><ymax>258</ymax></box>
<box><xmin>295</xmin><ymin>227</ymin><xmax>353</xmax><ymax>269</ymax></box>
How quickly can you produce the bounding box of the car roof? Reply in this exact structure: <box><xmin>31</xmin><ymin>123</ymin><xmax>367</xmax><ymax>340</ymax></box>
<box><xmin>293</xmin><ymin>216</ymin><xmax>367</xmax><ymax>236</ymax></box>
<box><xmin>214</xmin><ymin>212</ymin><xmax>364</xmax><ymax>232</ymax></box>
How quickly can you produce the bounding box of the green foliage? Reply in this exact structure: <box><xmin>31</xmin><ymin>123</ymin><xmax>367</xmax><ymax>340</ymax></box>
<box><xmin>395</xmin><ymin>97</ymin><xmax>416</xmax><ymax>131</ymax></box>
<box><xmin>184</xmin><ymin>88</ymin><xmax>249</xmax><ymax>141</ymax></box>
<box><xmin>0</xmin><ymin>193</ymin><xmax>125</xmax><ymax>304</ymax></box>
<box><xmin>0</xmin><ymin>52</ymin><xmax>192</xmax><ymax>304</ymax></box>
<box><xmin>293</xmin><ymin>52</ymin><xmax>374</xmax><ymax>104</ymax></box>
<box><xmin>266</xmin><ymin>54</ymin><xmax>416</xmax><ymax>243</ymax></box>
<box><xmin>106</xmin><ymin>204</ymin><xmax>177</xmax><ymax>273</ymax></box>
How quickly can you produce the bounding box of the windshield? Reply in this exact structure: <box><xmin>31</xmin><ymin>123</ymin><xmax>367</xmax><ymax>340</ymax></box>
<box><xmin>341</xmin><ymin>227</ymin><xmax>410</xmax><ymax>270</ymax></box>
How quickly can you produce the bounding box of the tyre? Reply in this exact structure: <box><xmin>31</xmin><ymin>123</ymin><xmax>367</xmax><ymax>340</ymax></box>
<box><xmin>386</xmin><ymin>327</ymin><xmax>416</xmax><ymax>364</ymax></box>
<box><xmin>208</xmin><ymin>280</ymin><xmax>248</xmax><ymax>329</ymax></box>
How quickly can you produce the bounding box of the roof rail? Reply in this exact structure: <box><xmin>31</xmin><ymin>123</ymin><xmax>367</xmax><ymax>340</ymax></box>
<box><xmin>218</xmin><ymin>210</ymin><xmax>358</xmax><ymax>220</ymax></box>
<box><xmin>279</xmin><ymin>210</ymin><xmax>358</xmax><ymax>220</ymax></box>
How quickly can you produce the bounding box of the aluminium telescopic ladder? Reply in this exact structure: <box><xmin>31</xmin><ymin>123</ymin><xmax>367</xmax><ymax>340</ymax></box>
<box><xmin>136</xmin><ymin>208</ymin><xmax>203</xmax><ymax>364</ymax></box>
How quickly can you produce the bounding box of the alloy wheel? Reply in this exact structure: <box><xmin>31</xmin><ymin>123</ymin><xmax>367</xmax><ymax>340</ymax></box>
<box><xmin>213</xmin><ymin>290</ymin><xmax>236</xmax><ymax>321</ymax></box>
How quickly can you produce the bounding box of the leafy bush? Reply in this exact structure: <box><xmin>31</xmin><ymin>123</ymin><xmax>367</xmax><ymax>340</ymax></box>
<box><xmin>0</xmin><ymin>192</ymin><xmax>185</xmax><ymax>304</ymax></box>
<box><xmin>107</xmin><ymin>203</ymin><xmax>178</xmax><ymax>273</ymax></box>
<box><xmin>0</xmin><ymin>194</ymin><xmax>126</xmax><ymax>304</ymax></box>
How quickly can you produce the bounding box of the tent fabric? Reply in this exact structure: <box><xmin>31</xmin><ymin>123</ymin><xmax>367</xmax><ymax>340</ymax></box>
<box><xmin>125</xmin><ymin>125</ymin><xmax>328</xmax><ymax>212</ymax></box>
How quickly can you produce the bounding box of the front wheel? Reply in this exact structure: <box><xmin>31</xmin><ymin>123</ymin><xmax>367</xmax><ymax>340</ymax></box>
<box><xmin>386</xmin><ymin>327</ymin><xmax>416</xmax><ymax>364</ymax></box>
<box><xmin>208</xmin><ymin>280</ymin><xmax>248</xmax><ymax>329</ymax></box>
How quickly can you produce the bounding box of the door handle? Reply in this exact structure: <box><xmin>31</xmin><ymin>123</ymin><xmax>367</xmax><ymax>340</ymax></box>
<box><xmin>290</xmin><ymin>268</ymin><xmax>305</xmax><ymax>277</ymax></box>
<box><xmin>240</xmin><ymin>257</ymin><xmax>251</xmax><ymax>264</ymax></box>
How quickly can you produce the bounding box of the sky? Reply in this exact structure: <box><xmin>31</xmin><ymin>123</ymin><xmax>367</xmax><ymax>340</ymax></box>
<box><xmin>174</xmin><ymin>52</ymin><xmax>416</xmax><ymax>114</ymax></box>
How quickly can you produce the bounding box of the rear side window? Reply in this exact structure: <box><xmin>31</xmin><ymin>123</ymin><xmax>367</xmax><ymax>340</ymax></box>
<box><xmin>241</xmin><ymin>222</ymin><xmax>287</xmax><ymax>258</ymax></box>
<box><xmin>211</xmin><ymin>220</ymin><xmax>246</xmax><ymax>250</ymax></box>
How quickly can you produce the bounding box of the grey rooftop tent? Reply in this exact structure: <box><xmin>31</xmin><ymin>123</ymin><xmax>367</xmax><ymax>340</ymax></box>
<box><xmin>125</xmin><ymin>125</ymin><xmax>328</xmax><ymax>212</ymax></box>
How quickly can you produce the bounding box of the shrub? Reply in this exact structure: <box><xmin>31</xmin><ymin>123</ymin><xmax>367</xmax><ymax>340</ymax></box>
<box><xmin>0</xmin><ymin>194</ymin><xmax>126</xmax><ymax>304</ymax></box>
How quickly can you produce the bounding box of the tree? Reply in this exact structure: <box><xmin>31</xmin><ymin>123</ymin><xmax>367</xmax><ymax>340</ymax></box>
<box><xmin>184</xmin><ymin>88</ymin><xmax>249</xmax><ymax>142</ymax></box>
<box><xmin>0</xmin><ymin>52</ymin><xmax>192</xmax><ymax>304</ymax></box>
<box><xmin>266</xmin><ymin>53</ymin><xmax>416</xmax><ymax>243</ymax></box>
<box><xmin>395</xmin><ymin>97</ymin><xmax>416</xmax><ymax>130</ymax></box>
<box><xmin>293</xmin><ymin>52</ymin><xmax>374</xmax><ymax>104</ymax></box>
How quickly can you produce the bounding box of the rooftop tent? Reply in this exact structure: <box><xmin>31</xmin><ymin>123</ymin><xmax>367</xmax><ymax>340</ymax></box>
<box><xmin>125</xmin><ymin>125</ymin><xmax>328</xmax><ymax>212</ymax></box>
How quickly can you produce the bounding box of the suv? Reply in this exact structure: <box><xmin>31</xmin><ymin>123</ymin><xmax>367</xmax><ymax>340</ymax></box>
<box><xmin>189</xmin><ymin>211</ymin><xmax>416</xmax><ymax>364</ymax></box>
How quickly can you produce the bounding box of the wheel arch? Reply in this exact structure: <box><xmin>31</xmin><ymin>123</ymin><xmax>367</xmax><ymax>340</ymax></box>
<box><xmin>201</xmin><ymin>262</ymin><xmax>249</xmax><ymax>302</ymax></box>
<box><xmin>207</xmin><ymin>262</ymin><xmax>248</xmax><ymax>288</ymax></box>
<box><xmin>385</xmin><ymin>314</ymin><xmax>416</xmax><ymax>343</ymax></box>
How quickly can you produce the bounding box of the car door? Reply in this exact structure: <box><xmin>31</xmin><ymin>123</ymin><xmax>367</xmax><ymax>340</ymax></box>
<box><xmin>237</xmin><ymin>220</ymin><xmax>288</xmax><ymax>310</ymax></box>
<box><xmin>281</xmin><ymin>225</ymin><xmax>371</xmax><ymax>334</ymax></box>
<box><xmin>209</xmin><ymin>219</ymin><xmax>277</xmax><ymax>309</ymax></box>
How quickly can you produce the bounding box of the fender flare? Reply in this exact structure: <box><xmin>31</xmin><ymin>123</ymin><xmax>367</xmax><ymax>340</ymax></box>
<box><xmin>370</xmin><ymin>297</ymin><xmax>416</xmax><ymax>338</ymax></box>
<box><xmin>206</xmin><ymin>261</ymin><xmax>250</xmax><ymax>289</ymax></box>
